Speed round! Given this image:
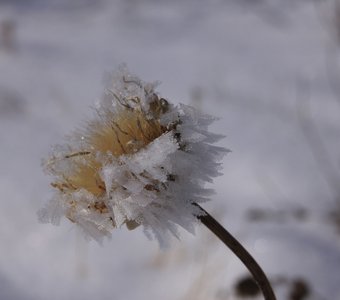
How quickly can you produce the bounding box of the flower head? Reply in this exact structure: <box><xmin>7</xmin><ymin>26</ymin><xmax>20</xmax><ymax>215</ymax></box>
<box><xmin>39</xmin><ymin>66</ymin><xmax>228</xmax><ymax>247</ymax></box>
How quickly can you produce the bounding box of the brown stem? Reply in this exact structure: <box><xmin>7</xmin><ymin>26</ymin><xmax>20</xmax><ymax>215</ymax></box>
<box><xmin>194</xmin><ymin>203</ymin><xmax>276</xmax><ymax>300</ymax></box>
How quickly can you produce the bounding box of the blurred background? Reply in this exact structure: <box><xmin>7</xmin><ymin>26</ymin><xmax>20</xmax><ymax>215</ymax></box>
<box><xmin>1</xmin><ymin>0</ymin><xmax>340</xmax><ymax>299</ymax></box>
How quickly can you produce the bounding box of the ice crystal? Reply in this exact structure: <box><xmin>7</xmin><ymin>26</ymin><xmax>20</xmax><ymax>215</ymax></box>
<box><xmin>39</xmin><ymin>65</ymin><xmax>228</xmax><ymax>247</ymax></box>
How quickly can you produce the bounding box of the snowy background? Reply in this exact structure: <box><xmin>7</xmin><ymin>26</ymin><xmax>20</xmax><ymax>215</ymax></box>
<box><xmin>1</xmin><ymin>0</ymin><xmax>340</xmax><ymax>299</ymax></box>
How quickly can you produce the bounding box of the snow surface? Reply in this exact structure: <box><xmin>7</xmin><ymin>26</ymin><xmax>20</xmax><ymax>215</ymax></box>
<box><xmin>0</xmin><ymin>0</ymin><xmax>340</xmax><ymax>299</ymax></box>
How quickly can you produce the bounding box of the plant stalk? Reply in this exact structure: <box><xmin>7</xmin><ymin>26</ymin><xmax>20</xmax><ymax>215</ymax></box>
<box><xmin>195</xmin><ymin>203</ymin><xmax>276</xmax><ymax>300</ymax></box>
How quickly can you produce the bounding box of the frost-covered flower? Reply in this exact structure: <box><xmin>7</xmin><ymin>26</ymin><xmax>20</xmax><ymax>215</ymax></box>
<box><xmin>39</xmin><ymin>66</ymin><xmax>227</xmax><ymax>247</ymax></box>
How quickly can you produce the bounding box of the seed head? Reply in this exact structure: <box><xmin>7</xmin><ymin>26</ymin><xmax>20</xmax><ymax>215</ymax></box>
<box><xmin>39</xmin><ymin>65</ymin><xmax>228</xmax><ymax>247</ymax></box>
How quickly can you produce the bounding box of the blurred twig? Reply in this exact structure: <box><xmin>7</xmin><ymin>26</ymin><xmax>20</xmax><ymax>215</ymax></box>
<box><xmin>296</xmin><ymin>79</ymin><xmax>340</xmax><ymax>202</ymax></box>
<box><xmin>0</xmin><ymin>19</ymin><xmax>16</xmax><ymax>53</ymax></box>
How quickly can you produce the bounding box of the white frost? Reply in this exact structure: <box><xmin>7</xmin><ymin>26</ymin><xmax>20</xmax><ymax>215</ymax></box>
<box><xmin>39</xmin><ymin>67</ymin><xmax>228</xmax><ymax>248</ymax></box>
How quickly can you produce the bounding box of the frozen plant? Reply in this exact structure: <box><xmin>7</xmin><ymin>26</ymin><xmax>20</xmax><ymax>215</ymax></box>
<box><xmin>39</xmin><ymin>65</ymin><xmax>276</xmax><ymax>300</ymax></box>
<box><xmin>39</xmin><ymin>65</ymin><xmax>227</xmax><ymax>247</ymax></box>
